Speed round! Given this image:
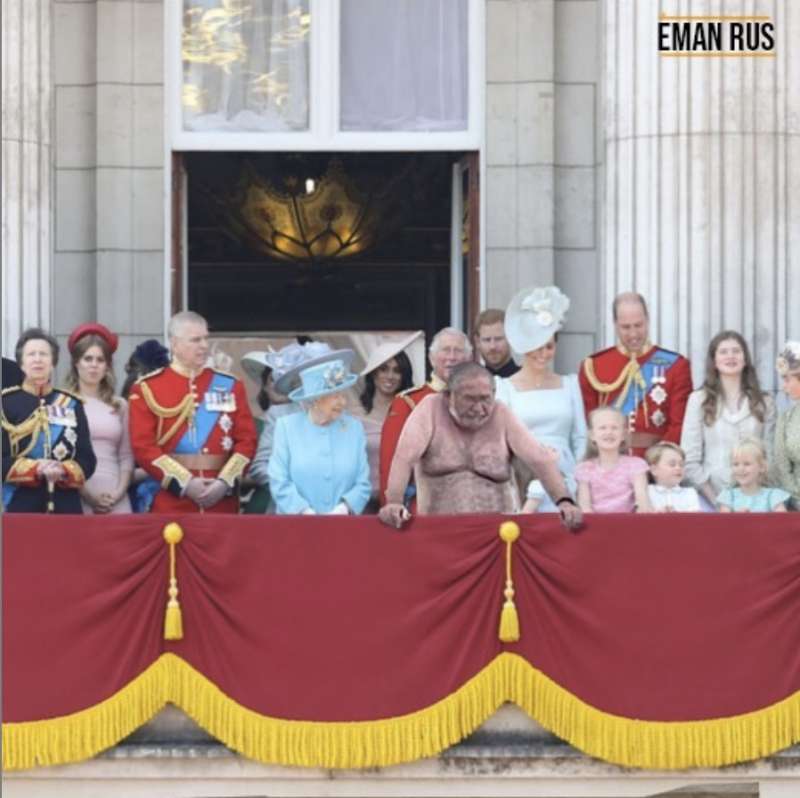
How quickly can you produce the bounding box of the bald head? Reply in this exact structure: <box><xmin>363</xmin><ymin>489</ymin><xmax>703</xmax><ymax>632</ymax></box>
<box><xmin>612</xmin><ymin>292</ymin><xmax>649</xmax><ymax>321</ymax></box>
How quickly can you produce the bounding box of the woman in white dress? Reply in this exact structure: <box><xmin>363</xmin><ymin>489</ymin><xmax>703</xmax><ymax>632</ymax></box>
<box><xmin>65</xmin><ymin>323</ymin><xmax>134</xmax><ymax>514</ymax></box>
<box><xmin>496</xmin><ymin>286</ymin><xmax>587</xmax><ymax>512</ymax></box>
<box><xmin>680</xmin><ymin>330</ymin><xmax>775</xmax><ymax>507</ymax></box>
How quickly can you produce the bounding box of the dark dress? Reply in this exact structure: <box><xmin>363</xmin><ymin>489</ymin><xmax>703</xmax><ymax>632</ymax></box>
<box><xmin>1</xmin><ymin>386</ymin><xmax>96</xmax><ymax>513</ymax></box>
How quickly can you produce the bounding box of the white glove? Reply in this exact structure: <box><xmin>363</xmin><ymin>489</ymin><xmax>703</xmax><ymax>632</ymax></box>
<box><xmin>329</xmin><ymin>502</ymin><xmax>350</xmax><ymax>515</ymax></box>
<box><xmin>302</xmin><ymin>507</ymin><xmax>316</xmax><ymax>515</ymax></box>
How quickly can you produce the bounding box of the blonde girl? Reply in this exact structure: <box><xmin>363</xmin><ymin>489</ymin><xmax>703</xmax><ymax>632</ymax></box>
<box><xmin>717</xmin><ymin>438</ymin><xmax>789</xmax><ymax>512</ymax></box>
<box><xmin>575</xmin><ymin>407</ymin><xmax>652</xmax><ymax>513</ymax></box>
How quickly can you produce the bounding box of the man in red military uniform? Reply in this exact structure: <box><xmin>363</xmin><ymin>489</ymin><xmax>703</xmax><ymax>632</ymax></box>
<box><xmin>379</xmin><ymin>327</ymin><xmax>472</xmax><ymax>505</ymax></box>
<box><xmin>579</xmin><ymin>293</ymin><xmax>693</xmax><ymax>457</ymax></box>
<box><xmin>129</xmin><ymin>311</ymin><xmax>257</xmax><ymax>513</ymax></box>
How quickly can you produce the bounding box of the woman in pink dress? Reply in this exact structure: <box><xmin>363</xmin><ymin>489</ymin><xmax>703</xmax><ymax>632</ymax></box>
<box><xmin>65</xmin><ymin>324</ymin><xmax>134</xmax><ymax>514</ymax></box>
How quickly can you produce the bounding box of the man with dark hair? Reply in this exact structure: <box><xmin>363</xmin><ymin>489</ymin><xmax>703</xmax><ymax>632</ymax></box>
<box><xmin>379</xmin><ymin>362</ymin><xmax>581</xmax><ymax>528</ymax></box>
<box><xmin>473</xmin><ymin>308</ymin><xmax>519</xmax><ymax>377</ymax></box>
<box><xmin>579</xmin><ymin>292</ymin><xmax>692</xmax><ymax>456</ymax></box>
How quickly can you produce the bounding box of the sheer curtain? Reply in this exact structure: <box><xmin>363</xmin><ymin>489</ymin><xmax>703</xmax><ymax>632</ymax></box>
<box><xmin>340</xmin><ymin>0</ymin><xmax>468</xmax><ymax>132</ymax></box>
<box><xmin>182</xmin><ymin>0</ymin><xmax>309</xmax><ymax>132</ymax></box>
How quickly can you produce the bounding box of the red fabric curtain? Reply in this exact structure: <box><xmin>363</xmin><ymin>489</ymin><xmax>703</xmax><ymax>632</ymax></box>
<box><xmin>4</xmin><ymin>513</ymin><xmax>800</xmax><ymax>733</ymax></box>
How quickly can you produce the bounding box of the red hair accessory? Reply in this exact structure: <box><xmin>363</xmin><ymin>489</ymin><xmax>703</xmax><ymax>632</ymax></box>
<box><xmin>68</xmin><ymin>323</ymin><xmax>119</xmax><ymax>355</ymax></box>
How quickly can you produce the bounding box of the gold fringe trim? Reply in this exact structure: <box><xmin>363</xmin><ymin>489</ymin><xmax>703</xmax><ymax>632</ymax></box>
<box><xmin>3</xmin><ymin>653</ymin><xmax>799</xmax><ymax>772</ymax></box>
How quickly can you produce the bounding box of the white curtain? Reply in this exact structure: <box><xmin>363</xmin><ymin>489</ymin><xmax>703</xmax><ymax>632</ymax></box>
<box><xmin>182</xmin><ymin>0</ymin><xmax>309</xmax><ymax>132</ymax></box>
<box><xmin>340</xmin><ymin>0</ymin><xmax>468</xmax><ymax>132</ymax></box>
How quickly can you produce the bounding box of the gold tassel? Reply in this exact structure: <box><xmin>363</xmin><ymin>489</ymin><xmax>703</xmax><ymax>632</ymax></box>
<box><xmin>162</xmin><ymin>522</ymin><xmax>184</xmax><ymax>640</ymax></box>
<box><xmin>498</xmin><ymin>521</ymin><xmax>521</xmax><ymax>643</ymax></box>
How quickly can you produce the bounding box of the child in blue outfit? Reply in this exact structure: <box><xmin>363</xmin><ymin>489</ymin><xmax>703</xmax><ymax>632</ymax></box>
<box><xmin>717</xmin><ymin>438</ymin><xmax>790</xmax><ymax>512</ymax></box>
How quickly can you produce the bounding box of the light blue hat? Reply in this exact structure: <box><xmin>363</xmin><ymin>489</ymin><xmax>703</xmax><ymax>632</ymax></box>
<box><xmin>288</xmin><ymin>350</ymin><xmax>357</xmax><ymax>403</ymax></box>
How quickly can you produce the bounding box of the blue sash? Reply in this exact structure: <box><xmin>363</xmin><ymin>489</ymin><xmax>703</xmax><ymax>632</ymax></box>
<box><xmin>173</xmin><ymin>372</ymin><xmax>236</xmax><ymax>454</ymax></box>
<box><xmin>618</xmin><ymin>348</ymin><xmax>680</xmax><ymax>417</ymax></box>
<box><xmin>2</xmin><ymin>395</ymin><xmax>74</xmax><ymax>508</ymax></box>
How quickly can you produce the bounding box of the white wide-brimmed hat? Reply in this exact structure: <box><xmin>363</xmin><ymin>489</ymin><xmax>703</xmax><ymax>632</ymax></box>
<box><xmin>288</xmin><ymin>350</ymin><xmax>357</xmax><ymax>403</ymax></box>
<box><xmin>504</xmin><ymin>285</ymin><xmax>570</xmax><ymax>354</ymax></box>
<box><xmin>359</xmin><ymin>331</ymin><xmax>423</xmax><ymax>377</ymax></box>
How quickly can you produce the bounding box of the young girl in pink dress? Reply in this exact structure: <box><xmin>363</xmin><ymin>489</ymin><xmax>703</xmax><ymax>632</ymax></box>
<box><xmin>65</xmin><ymin>324</ymin><xmax>134</xmax><ymax>514</ymax></box>
<box><xmin>575</xmin><ymin>407</ymin><xmax>652</xmax><ymax>513</ymax></box>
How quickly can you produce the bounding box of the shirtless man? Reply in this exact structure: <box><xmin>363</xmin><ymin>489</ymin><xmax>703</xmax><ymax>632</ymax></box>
<box><xmin>379</xmin><ymin>362</ymin><xmax>582</xmax><ymax>530</ymax></box>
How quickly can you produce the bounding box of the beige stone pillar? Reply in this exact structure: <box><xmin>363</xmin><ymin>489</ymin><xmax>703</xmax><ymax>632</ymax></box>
<box><xmin>1</xmin><ymin>0</ymin><xmax>51</xmax><ymax>355</ymax></box>
<box><xmin>602</xmin><ymin>0</ymin><xmax>800</xmax><ymax>389</ymax></box>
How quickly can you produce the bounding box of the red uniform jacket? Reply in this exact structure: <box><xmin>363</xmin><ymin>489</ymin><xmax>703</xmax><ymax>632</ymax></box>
<box><xmin>379</xmin><ymin>381</ymin><xmax>442</xmax><ymax>506</ymax></box>
<box><xmin>129</xmin><ymin>365</ymin><xmax>257</xmax><ymax>513</ymax></box>
<box><xmin>579</xmin><ymin>345</ymin><xmax>693</xmax><ymax>457</ymax></box>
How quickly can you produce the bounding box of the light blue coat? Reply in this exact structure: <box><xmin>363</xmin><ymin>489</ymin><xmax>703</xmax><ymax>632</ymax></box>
<box><xmin>268</xmin><ymin>411</ymin><xmax>371</xmax><ymax>514</ymax></box>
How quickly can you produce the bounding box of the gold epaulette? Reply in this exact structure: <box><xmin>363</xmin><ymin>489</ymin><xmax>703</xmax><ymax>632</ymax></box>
<box><xmin>56</xmin><ymin>387</ymin><xmax>84</xmax><ymax>402</ymax></box>
<box><xmin>135</xmin><ymin>367</ymin><xmax>165</xmax><ymax>384</ymax></box>
<box><xmin>1</xmin><ymin>386</ymin><xmax>21</xmax><ymax>396</ymax></box>
<box><xmin>397</xmin><ymin>384</ymin><xmax>428</xmax><ymax>411</ymax></box>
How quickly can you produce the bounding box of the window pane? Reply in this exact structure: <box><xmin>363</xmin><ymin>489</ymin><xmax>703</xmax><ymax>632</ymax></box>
<box><xmin>340</xmin><ymin>0</ymin><xmax>468</xmax><ymax>132</ymax></box>
<box><xmin>182</xmin><ymin>0</ymin><xmax>310</xmax><ymax>132</ymax></box>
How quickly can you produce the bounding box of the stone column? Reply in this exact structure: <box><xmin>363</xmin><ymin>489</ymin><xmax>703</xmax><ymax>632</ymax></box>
<box><xmin>602</xmin><ymin>0</ymin><xmax>800</xmax><ymax>390</ymax></box>
<box><xmin>1</xmin><ymin>0</ymin><xmax>51</xmax><ymax>355</ymax></box>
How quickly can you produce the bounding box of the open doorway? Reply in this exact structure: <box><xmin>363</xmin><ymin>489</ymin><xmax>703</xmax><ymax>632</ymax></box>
<box><xmin>173</xmin><ymin>151</ymin><xmax>479</xmax><ymax>345</ymax></box>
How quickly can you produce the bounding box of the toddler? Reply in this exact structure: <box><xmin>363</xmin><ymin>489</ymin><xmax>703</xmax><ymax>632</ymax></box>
<box><xmin>575</xmin><ymin>407</ymin><xmax>651</xmax><ymax>513</ymax></box>
<box><xmin>717</xmin><ymin>438</ymin><xmax>789</xmax><ymax>512</ymax></box>
<box><xmin>645</xmin><ymin>442</ymin><xmax>701</xmax><ymax>512</ymax></box>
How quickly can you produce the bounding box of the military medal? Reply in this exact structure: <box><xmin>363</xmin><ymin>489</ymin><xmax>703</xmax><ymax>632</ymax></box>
<box><xmin>52</xmin><ymin>441</ymin><xmax>69</xmax><ymax>461</ymax></box>
<box><xmin>219</xmin><ymin>413</ymin><xmax>233</xmax><ymax>433</ymax></box>
<box><xmin>221</xmin><ymin>435</ymin><xmax>233</xmax><ymax>452</ymax></box>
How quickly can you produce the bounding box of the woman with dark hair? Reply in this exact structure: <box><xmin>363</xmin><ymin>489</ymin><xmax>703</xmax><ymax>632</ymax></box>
<box><xmin>120</xmin><ymin>339</ymin><xmax>170</xmax><ymax>399</ymax></box>
<box><xmin>1</xmin><ymin>327</ymin><xmax>96</xmax><ymax>513</ymax></box>
<box><xmin>65</xmin><ymin>323</ymin><xmax>134</xmax><ymax>514</ymax></box>
<box><xmin>356</xmin><ymin>335</ymin><xmax>417</xmax><ymax>510</ymax></box>
<box><xmin>681</xmin><ymin>330</ymin><xmax>775</xmax><ymax>507</ymax></box>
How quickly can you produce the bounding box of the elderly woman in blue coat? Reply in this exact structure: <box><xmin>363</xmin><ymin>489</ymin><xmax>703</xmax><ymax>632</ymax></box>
<box><xmin>268</xmin><ymin>350</ymin><xmax>371</xmax><ymax>515</ymax></box>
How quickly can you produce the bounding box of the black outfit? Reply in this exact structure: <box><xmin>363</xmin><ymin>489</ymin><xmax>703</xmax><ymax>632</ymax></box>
<box><xmin>2</xmin><ymin>358</ymin><xmax>23</xmax><ymax>388</ymax></box>
<box><xmin>1</xmin><ymin>386</ymin><xmax>96</xmax><ymax>513</ymax></box>
<box><xmin>486</xmin><ymin>359</ymin><xmax>520</xmax><ymax>378</ymax></box>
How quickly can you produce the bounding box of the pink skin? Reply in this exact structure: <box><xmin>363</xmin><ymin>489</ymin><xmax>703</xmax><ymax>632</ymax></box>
<box><xmin>20</xmin><ymin>339</ymin><xmax>53</xmax><ymax>389</ymax></box>
<box><xmin>524</xmin><ymin>337</ymin><xmax>556</xmax><ymax>370</ymax></box>
<box><xmin>649</xmin><ymin>451</ymin><xmax>685</xmax><ymax>489</ymax></box>
<box><xmin>476</xmin><ymin>322</ymin><xmax>511</xmax><ymax>370</ymax></box>
<box><xmin>713</xmin><ymin>338</ymin><xmax>746</xmax><ymax>377</ymax></box>
<box><xmin>429</xmin><ymin>333</ymin><xmax>470</xmax><ymax>383</ymax></box>
<box><xmin>310</xmin><ymin>391</ymin><xmax>347</xmax><ymax>425</ymax></box>
<box><xmin>76</xmin><ymin>344</ymin><xmax>108</xmax><ymax>392</ymax></box>
<box><xmin>615</xmin><ymin>302</ymin><xmax>649</xmax><ymax>354</ymax></box>
<box><xmin>374</xmin><ymin>358</ymin><xmax>403</xmax><ymax>400</ymax></box>
<box><xmin>589</xmin><ymin>409</ymin><xmax>626</xmax><ymax>461</ymax></box>
<box><xmin>731</xmin><ymin>452</ymin><xmax>766</xmax><ymax>495</ymax></box>
<box><xmin>171</xmin><ymin>321</ymin><xmax>210</xmax><ymax>372</ymax></box>
<box><xmin>448</xmin><ymin>374</ymin><xmax>494</xmax><ymax>430</ymax></box>
<box><xmin>782</xmin><ymin>372</ymin><xmax>800</xmax><ymax>402</ymax></box>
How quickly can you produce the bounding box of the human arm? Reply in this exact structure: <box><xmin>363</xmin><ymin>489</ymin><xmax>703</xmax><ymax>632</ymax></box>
<box><xmin>379</xmin><ymin>395</ymin><xmax>412</xmax><ymax>505</ymax></box>
<box><xmin>663</xmin><ymin>356</ymin><xmax>693</xmax><ymax>444</ymax></box>
<box><xmin>680</xmin><ymin>391</ymin><xmax>712</xmax><ymax>495</ymax></box>
<box><xmin>576</xmin><ymin>479</ymin><xmax>593</xmax><ymax>513</ymax></box>
<box><xmin>266</xmin><ymin>416</ymin><xmax>313</xmax><ymax>514</ymax></box>
<box><xmin>216</xmin><ymin>379</ymin><xmax>257</xmax><ymax>496</ymax></box>
<box><xmin>384</xmin><ymin>397</ymin><xmax>435</xmax><ymax>507</ymax></box>
<box><xmin>58</xmin><ymin>399</ymin><xmax>97</xmax><ymax>489</ymax></box>
<box><xmin>568</xmin><ymin>374</ymin><xmax>588</xmax><ymax>462</ymax></box>
<box><xmin>340</xmin><ymin>420</ymin><xmax>371</xmax><ymax>515</ymax></box>
<box><xmin>502</xmin><ymin>404</ymin><xmax>571</xmax><ymax>506</ymax></box>
<box><xmin>248</xmin><ymin>412</ymin><xmax>276</xmax><ymax>486</ymax></box>
<box><xmin>632</xmin><ymin>470</ymin><xmax>652</xmax><ymax>512</ymax></box>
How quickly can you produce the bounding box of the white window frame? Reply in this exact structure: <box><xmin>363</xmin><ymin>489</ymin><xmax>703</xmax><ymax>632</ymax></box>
<box><xmin>166</xmin><ymin>0</ymin><xmax>483</xmax><ymax>151</ymax></box>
